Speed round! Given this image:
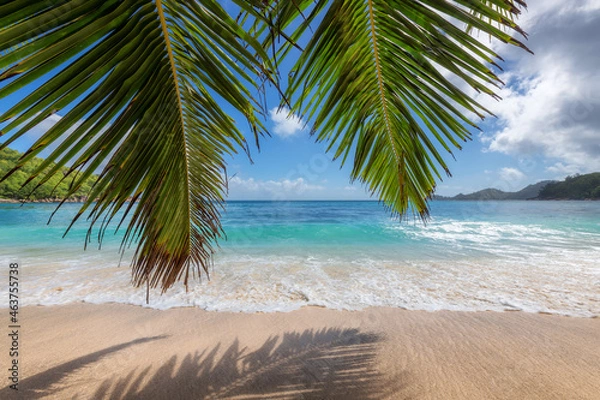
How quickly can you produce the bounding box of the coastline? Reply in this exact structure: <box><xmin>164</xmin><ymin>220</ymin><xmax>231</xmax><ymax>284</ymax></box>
<box><xmin>3</xmin><ymin>304</ymin><xmax>599</xmax><ymax>399</ymax></box>
<box><xmin>0</xmin><ymin>197</ymin><xmax>89</xmax><ymax>204</ymax></box>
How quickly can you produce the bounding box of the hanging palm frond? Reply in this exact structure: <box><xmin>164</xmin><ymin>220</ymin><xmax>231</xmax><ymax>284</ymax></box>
<box><xmin>264</xmin><ymin>0</ymin><xmax>530</xmax><ymax>218</ymax></box>
<box><xmin>0</xmin><ymin>0</ymin><xmax>273</xmax><ymax>290</ymax></box>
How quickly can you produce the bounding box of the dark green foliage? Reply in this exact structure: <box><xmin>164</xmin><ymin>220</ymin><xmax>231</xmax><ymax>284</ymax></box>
<box><xmin>538</xmin><ymin>173</ymin><xmax>600</xmax><ymax>200</ymax></box>
<box><xmin>0</xmin><ymin>148</ymin><xmax>96</xmax><ymax>200</ymax></box>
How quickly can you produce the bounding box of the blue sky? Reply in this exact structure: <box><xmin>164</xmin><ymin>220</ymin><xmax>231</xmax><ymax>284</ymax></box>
<box><xmin>230</xmin><ymin>0</ymin><xmax>600</xmax><ymax>199</ymax></box>
<box><xmin>2</xmin><ymin>1</ymin><xmax>599</xmax><ymax>200</ymax></box>
<box><xmin>223</xmin><ymin>109</ymin><xmax>550</xmax><ymax>200</ymax></box>
<box><xmin>227</xmin><ymin>0</ymin><xmax>600</xmax><ymax>199</ymax></box>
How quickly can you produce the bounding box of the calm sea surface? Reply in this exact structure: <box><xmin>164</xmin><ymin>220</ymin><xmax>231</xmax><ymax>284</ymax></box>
<box><xmin>1</xmin><ymin>201</ymin><xmax>599</xmax><ymax>316</ymax></box>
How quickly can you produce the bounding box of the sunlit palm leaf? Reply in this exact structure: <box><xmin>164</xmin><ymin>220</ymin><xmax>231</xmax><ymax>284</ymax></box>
<box><xmin>0</xmin><ymin>0</ymin><xmax>271</xmax><ymax>290</ymax></box>
<box><xmin>267</xmin><ymin>0</ymin><xmax>529</xmax><ymax>217</ymax></box>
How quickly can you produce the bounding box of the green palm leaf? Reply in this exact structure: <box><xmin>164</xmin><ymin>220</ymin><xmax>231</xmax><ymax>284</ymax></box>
<box><xmin>0</xmin><ymin>0</ymin><xmax>529</xmax><ymax>291</ymax></box>
<box><xmin>268</xmin><ymin>0</ymin><xmax>530</xmax><ymax>217</ymax></box>
<box><xmin>0</xmin><ymin>0</ymin><xmax>272</xmax><ymax>290</ymax></box>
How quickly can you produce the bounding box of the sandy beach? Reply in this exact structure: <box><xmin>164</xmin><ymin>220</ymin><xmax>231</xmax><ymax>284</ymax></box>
<box><xmin>1</xmin><ymin>304</ymin><xmax>598</xmax><ymax>399</ymax></box>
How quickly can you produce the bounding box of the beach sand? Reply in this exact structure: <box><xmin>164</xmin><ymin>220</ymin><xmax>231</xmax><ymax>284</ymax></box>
<box><xmin>2</xmin><ymin>304</ymin><xmax>599</xmax><ymax>399</ymax></box>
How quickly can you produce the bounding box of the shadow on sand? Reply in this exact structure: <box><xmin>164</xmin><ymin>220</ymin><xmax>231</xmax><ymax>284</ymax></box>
<box><xmin>0</xmin><ymin>336</ymin><xmax>168</xmax><ymax>399</ymax></box>
<box><xmin>7</xmin><ymin>328</ymin><xmax>408</xmax><ymax>399</ymax></box>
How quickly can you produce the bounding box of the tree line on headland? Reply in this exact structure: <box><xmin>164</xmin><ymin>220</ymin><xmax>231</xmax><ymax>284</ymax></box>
<box><xmin>538</xmin><ymin>173</ymin><xmax>600</xmax><ymax>200</ymax></box>
<box><xmin>0</xmin><ymin>148</ymin><xmax>96</xmax><ymax>202</ymax></box>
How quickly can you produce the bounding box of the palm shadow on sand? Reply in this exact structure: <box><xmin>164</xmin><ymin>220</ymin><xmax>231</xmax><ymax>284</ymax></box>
<box><xmin>94</xmin><ymin>328</ymin><xmax>408</xmax><ymax>399</ymax></box>
<box><xmin>6</xmin><ymin>328</ymin><xmax>408</xmax><ymax>399</ymax></box>
<box><xmin>0</xmin><ymin>335</ymin><xmax>168</xmax><ymax>399</ymax></box>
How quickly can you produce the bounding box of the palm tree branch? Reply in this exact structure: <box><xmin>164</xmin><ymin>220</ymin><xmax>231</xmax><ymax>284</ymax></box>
<box><xmin>155</xmin><ymin>0</ymin><xmax>193</xmax><ymax>282</ymax></box>
<box><xmin>156</xmin><ymin>0</ymin><xmax>187</xmax><ymax>136</ymax></box>
<box><xmin>271</xmin><ymin>0</ymin><xmax>528</xmax><ymax>218</ymax></box>
<box><xmin>367</xmin><ymin>0</ymin><xmax>404</xmax><ymax>196</ymax></box>
<box><xmin>0</xmin><ymin>0</ymin><xmax>274</xmax><ymax>291</ymax></box>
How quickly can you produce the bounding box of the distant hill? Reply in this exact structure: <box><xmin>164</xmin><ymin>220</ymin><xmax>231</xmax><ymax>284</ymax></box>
<box><xmin>0</xmin><ymin>148</ymin><xmax>97</xmax><ymax>202</ymax></box>
<box><xmin>537</xmin><ymin>173</ymin><xmax>600</xmax><ymax>200</ymax></box>
<box><xmin>438</xmin><ymin>181</ymin><xmax>555</xmax><ymax>201</ymax></box>
<box><xmin>509</xmin><ymin>181</ymin><xmax>556</xmax><ymax>200</ymax></box>
<box><xmin>438</xmin><ymin>173</ymin><xmax>600</xmax><ymax>201</ymax></box>
<box><xmin>451</xmin><ymin>188</ymin><xmax>509</xmax><ymax>201</ymax></box>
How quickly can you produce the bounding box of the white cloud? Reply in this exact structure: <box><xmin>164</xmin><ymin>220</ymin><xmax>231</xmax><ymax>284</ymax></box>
<box><xmin>545</xmin><ymin>162</ymin><xmax>582</xmax><ymax>178</ymax></box>
<box><xmin>476</xmin><ymin>1</ymin><xmax>600</xmax><ymax>172</ymax></box>
<box><xmin>499</xmin><ymin>167</ymin><xmax>526</xmax><ymax>183</ymax></box>
<box><xmin>228</xmin><ymin>176</ymin><xmax>324</xmax><ymax>199</ymax></box>
<box><xmin>227</xmin><ymin>177</ymin><xmax>372</xmax><ymax>200</ymax></box>
<box><xmin>5</xmin><ymin>113</ymin><xmax>72</xmax><ymax>158</ymax></box>
<box><xmin>269</xmin><ymin>107</ymin><xmax>304</xmax><ymax>138</ymax></box>
<box><xmin>30</xmin><ymin>114</ymin><xmax>62</xmax><ymax>135</ymax></box>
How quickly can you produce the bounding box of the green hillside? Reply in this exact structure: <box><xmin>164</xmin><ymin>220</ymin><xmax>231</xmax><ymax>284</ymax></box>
<box><xmin>537</xmin><ymin>173</ymin><xmax>600</xmax><ymax>200</ymax></box>
<box><xmin>440</xmin><ymin>181</ymin><xmax>554</xmax><ymax>201</ymax></box>
<box><xmin>0</xmin><ymin>148</ymin><xmax>97</xmax><ymax>201</ymax></box>
<box><xmin>452</xmin><ymin>188</ymin><xmax>509</xmax><ymax>201</ymax></box>
<box><xmin>507</xmin><ymin>181</ymin><xmax>555</xmax><ymax>200</ymax></box>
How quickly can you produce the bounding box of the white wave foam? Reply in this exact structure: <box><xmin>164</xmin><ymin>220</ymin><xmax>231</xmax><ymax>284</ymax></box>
<box><xmin>2</xmin><ymin>244</ymin><xmax>599</xmax><ymax>317</ymax></box>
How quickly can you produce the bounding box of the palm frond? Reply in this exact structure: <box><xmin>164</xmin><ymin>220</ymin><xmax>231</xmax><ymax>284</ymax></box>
<box><xmin>267</xmin><ymin>0</ymin><xmax>529</xmax><ymax>218</ymax></box>
<box><xmin>0</xmin><ymin>0</ymin><xmax>272</xmax><ymax>290</ymax></box>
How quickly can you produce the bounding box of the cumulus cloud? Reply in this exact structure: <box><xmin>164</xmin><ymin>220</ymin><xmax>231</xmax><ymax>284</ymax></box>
<box><xmin>545</xmin><ymin>162</ymin><xmax>582</xmax><ymax>178</ymax></box>
<box><xmin>269</xmin><ymin>107</ymin><xmax>305</xmax><ymax>138</ymax></box>
<box><xmin>476</xmin><ymin>1</ymin><xmax>600</xmax><ymax>173</ymax></box>
<box><xmin>228</xmin><ymin>176</ymin><xmax>324</xmax><ymax>199</ymax></box>
<box><xmin>5</xmin><ymin>113</ymin><xmax>73</xmax><ymax>158</ymax></box>
<box><xmin>499</xmin><ymin>167</ymin><xmax>526</xmax><ymax>183</ymax></box>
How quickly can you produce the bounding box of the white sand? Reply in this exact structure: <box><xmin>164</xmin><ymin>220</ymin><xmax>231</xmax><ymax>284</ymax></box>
<box><xmin>2</xmin><ymin>304</ymin><xmax>599</xmax><ymax>399</ymax></box>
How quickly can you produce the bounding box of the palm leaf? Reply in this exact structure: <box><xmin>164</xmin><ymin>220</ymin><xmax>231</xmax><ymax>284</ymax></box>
<box><xmin>265</xmin><ymin>0</ymin><xmax>529</xmax><ymax>218</ymax></box>
<box><xmin>0</xmin><ymin>0</ymin><xmax>273</xmax><ymax>290</ymax></box>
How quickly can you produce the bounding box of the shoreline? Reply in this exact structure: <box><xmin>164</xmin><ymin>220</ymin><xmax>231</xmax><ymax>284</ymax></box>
<box><xmin>0</xmin><ymin>197</ymin><xmax>89</xmax><ymax>204</ymax></box>
<box><xmin>3</xmin><ymin>303</ymin><xmax>599</xmax><ymax>399</ymax></box>
<box><xmin>7</xmin><ymin>300</ymin><xmax>599</xmax><ymax>318</ymax></box>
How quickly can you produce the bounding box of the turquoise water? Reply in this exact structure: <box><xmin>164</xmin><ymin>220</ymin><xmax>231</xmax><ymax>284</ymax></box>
<box><xmin>1</xmin><ymin>201</ymin><xmax>599</xmax><ymax>316</ymax></box>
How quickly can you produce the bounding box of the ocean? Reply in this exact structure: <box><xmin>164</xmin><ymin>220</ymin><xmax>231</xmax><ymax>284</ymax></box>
<box><xmin>1</xmin><ymin>201</ymin><xmax>599</xmax><ymax>317</ymax></box>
